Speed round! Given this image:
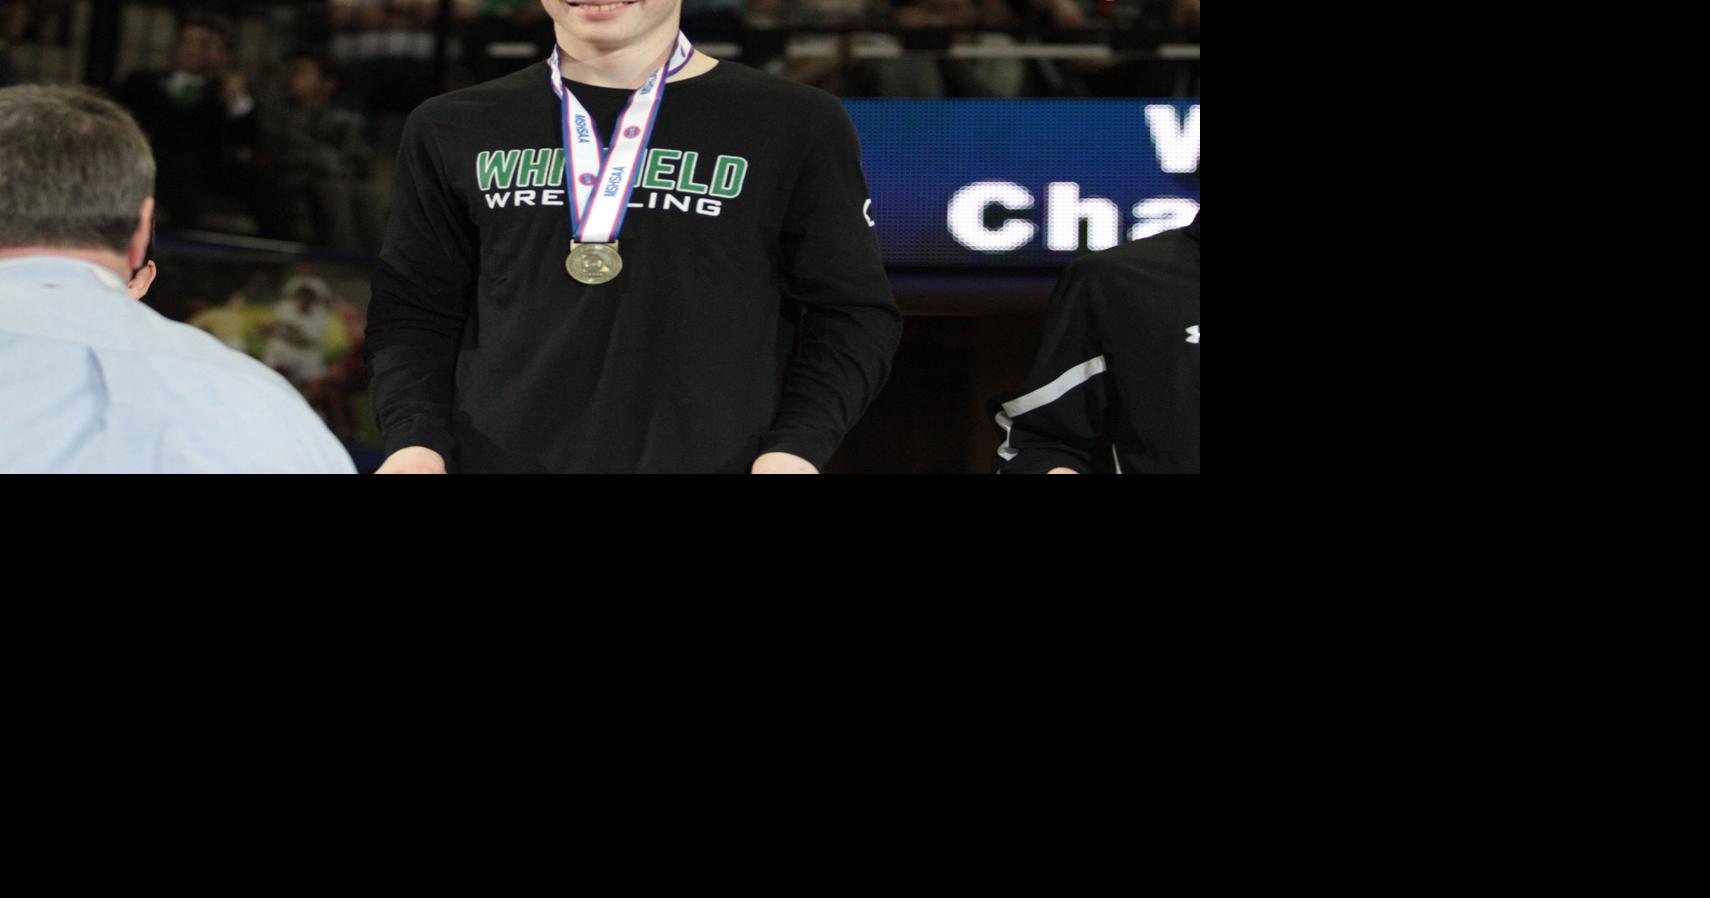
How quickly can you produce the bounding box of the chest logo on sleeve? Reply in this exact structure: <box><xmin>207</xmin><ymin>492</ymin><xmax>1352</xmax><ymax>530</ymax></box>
<box><xmin>1186</xmin><ymin>325</ymin><xmax>1199</xmax><ymax>344</ymax></box>
<box><xmin>474</xmin><ymin>146</ymin><xmax>749</xmax><ymax>218</ymax></box>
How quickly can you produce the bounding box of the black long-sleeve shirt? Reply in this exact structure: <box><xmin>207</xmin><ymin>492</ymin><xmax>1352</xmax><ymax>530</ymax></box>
<box><xmin>365</xmin><ymin>59</ymin><xmax>901</xmax><ymax>473</ymax></box>
<box><xmin>994</xmin><ymin>213</ymin><xmax>1200</xmax><ymax>474</ymax></box>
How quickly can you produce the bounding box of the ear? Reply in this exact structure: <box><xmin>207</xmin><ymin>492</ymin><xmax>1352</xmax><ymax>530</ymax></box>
<box><xmin>127</xmin><ymin>197</ymin><xmax>155</xmax><ymax>273</ymax></box>
<box><xmin>127</xmin><ymin>260</ymin><xmax>157</xmax><ymax>300</ymax></box>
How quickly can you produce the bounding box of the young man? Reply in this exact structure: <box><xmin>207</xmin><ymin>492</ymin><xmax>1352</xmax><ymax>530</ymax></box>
<box><xmin>993</xmin><ymin>211</ymin><xmax>1200</xmax><ymax>474</ymax></box>
<box><xmin>366</xmin><ymin>0</ymin><xmax>902</xmax><ymax>473</ymax></box>
<box><xmin>0</xmin><ymin>85</ymin><xmax>354</xmax><ymax>474</ymax></box>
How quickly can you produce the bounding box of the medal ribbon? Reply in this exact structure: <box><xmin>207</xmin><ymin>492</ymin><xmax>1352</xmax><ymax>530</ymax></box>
<box><xmin>550</xmin><ymin>33</ymin><xmax>695</xmax><ymax>245</ymax></box>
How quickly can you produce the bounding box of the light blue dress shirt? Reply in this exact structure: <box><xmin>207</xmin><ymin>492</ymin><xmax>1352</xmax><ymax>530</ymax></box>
<box><xmin>0</xmin><ymin>255</ymin><xmax>356</xmax><ymax>473</ymax></box>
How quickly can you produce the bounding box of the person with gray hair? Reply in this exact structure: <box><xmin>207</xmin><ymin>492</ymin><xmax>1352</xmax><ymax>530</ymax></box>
<box><xmin>0</xmin><ymin>84</ymin><xmax>355</xmax><ymax>473</ymax></box>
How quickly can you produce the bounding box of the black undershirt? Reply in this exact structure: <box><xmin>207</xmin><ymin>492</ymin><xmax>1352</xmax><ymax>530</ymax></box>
<box><xmin>561</xmin><ymin>78</ymin><xmax>631</xmax><ymax>156</ymax></box>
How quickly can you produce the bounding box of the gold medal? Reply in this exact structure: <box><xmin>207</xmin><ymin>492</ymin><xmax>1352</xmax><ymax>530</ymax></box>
<box><xmin>566</xmin><ymin>241</ymin><xmax>622</xmax><ymax>285</ymax></box>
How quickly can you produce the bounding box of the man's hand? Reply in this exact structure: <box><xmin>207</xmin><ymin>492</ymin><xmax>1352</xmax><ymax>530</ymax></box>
<box><xmin>220</xmin><ymin>72</ymin><xmax>247</xmax><ymax>102</ymax></box>
<box><xmin>752</xmin><ymin>452</ymin><xmax>819</xmax><ymax>474</ymax></box>
<box><xmin>1047</xmin><ymin>467</ymin><xmax>1080</xmax><ymax>474</ymax></box>
<box><xmin>376</xmin><ymin>446</ymin><xmax>446</xmax><ymax>474</ymax></box>
<box><xmin>219</xmin><ymin>72</ymin><xmax>255</xmax><ymax>119</ymax></box>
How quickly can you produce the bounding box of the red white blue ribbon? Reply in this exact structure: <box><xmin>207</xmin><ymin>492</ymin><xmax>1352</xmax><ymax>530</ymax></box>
<box><xmin>550</xmin><ymin>33</ymin><xmax>695</xmax><ymax>245</ymax></box>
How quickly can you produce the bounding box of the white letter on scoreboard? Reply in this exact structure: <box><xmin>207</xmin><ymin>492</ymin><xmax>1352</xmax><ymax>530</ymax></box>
<box><xmin>1146</xmin><ymin>104</ymin><xmax>1200</xmax><ymax>174</ymax></box>
<box><xmin>948</xmin><ymin>180</ymin><xmax>1037</xmax><ymax>253</ymax></box>
<box><xmin>1046</xmin><ymin>182</ymin><xmax>1122</xmax><ymax>252</ymax></box>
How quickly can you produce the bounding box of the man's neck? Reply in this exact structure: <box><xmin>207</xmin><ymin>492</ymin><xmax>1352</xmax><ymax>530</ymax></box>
<box><xmin>555</xmin><ymin>20</ymin><xmax>680</xmax><ymax>88</ymax></box>
<box><xmin>0</xmin><ymin>247</ymin><xmax>130</xmax><ymax>279</ymax></box>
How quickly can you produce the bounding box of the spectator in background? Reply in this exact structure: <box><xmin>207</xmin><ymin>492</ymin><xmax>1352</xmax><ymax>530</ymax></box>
<box><xmin>262</xmin><ymin>274</ymin><xmax>335</xmax><ymax>386</ymax></box>
<box><xmin>0</xmin><ymin>85</ymin><xmax>354</xmax><ymax>473</ymax></box>
<box><xmin>869</xmin><ymin>1</ymin><xmax>1065</xmax><ymax>98</ymax></box>
<box><xmin>115</xmin><ymin>13</ymin><xmax>289</xmax><ymax>237</ymax></box>
<box><xmin>844</xmin><ymin>0</ymin><xmax>1095</xmax><ymax>97</ymax></box>
<box><xmin>866</xmin><ymin>0</ymin><xmax>971</xmax><ymax>97</ymax></box>
<box><xmin>0</xmin><ymin>1</ymin><xmax>26</xmax><ymax>88</ymax></box>
<box><xmin>262</xmin><ymin>50</ymin><xmax>385</xmax><ymax>252</ymax></box>
<box><xmin>336</xmin><ymin>1</ymin><xmax>530</xmax><ymax>161</ymax></box>
<box><xmin>329</xmin><ymin>0</ymin><xmax>452</xmax><ymax>152</ymax></box>
<box><xmin>744</xmin><ymin>0</ymin><xmax>873</xmax><ymax>94</ymax></box>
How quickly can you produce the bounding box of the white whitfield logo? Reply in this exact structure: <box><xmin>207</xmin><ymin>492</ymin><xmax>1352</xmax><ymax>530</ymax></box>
<box><xmin>863</xmin><ymin>198</ymin><xmax>875</xmax><ymax>227</ymax></box>
<box><xmin>474</xmin><ymin>147</ymin><xmax>748</xmax><ymax>218</ymax></box>
<box><xmin>1186</xmin><ymin>325</ymin><xmax>1199</xmax><ymax>344</ymax></box>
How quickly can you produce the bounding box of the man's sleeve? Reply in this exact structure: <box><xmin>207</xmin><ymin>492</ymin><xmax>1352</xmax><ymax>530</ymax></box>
<box><xmin>759</xmin><ymin>97</ymin><xmax>904</xmax><ymax>469</ymax></box>
<box><xmin>363</xmin><ymin>106</ymin><xmax>476</xmax><ymax>462</ymax></box>
<box><xmin>992</xmin><ymin>259</ymin><xmax>1109</xmax><ymax>474</ymax></box>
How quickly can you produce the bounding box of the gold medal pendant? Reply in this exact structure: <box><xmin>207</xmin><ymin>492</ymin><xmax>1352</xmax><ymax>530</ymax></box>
<box><xmin>567</xmin><ymin>241</ymin><xmax>622</xmax><ymax>285</ymax></box>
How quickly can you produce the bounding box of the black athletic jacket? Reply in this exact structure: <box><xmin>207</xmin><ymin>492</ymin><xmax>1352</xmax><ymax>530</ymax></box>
<box><xmin>993</xmin><ymin>212</ymin><xmax>1200</xmax><ymax>474</ymax></box>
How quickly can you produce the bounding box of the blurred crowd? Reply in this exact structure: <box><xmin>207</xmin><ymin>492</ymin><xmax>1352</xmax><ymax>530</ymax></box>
<box><xmin>113</xmin><ymin>14</ymin><xmax>383</xmax><ymax>249</ymax></box>
<box><xmin>2</xmin><ymin>0</ymin><xmax>1198</xmax><ymax>251</ymax></box>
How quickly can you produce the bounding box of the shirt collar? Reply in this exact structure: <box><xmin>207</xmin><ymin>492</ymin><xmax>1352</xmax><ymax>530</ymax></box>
<box><xmin>0</xmin><ymin>255</ymin><xmax>129</xmax><ymax>291</ymax></box>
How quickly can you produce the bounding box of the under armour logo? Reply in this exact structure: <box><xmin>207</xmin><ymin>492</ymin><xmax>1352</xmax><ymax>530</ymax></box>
<box><xmin>1186</xmin><ymin>325</ymin><xmax>1199</xmax><ymax>344</ymax></box>
<box><xmin>863</xmin><ymin>199</ymin><xmax>875</xmax><ymax>227</ymax></box>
